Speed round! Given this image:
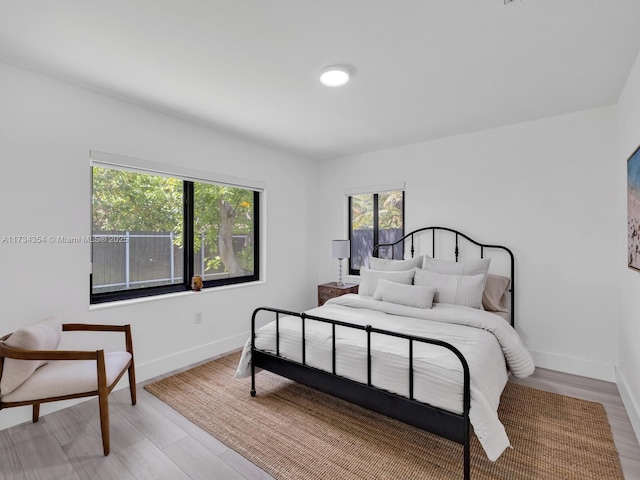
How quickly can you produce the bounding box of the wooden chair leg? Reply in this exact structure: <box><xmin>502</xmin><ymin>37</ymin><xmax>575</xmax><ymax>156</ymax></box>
<box><xmin>128</xmin><ymin>362</ymin><xmax>137</xmax><ymax>406</ymax></box>
<box><xmin>125</xmin><ymin>325</ymin><xmax>137</xmax><ymax>406</ymax></box>
<box><xmin>32</xmin><ymin>403</ymin><xmax>40</xmax><ymax>423</ymax></box>
<box><xmin>97</xmin><ymin>351</ymin><xmax>110</xmax><ymax>455</ymax></box>
<box><xmin>98</xmin><ymin>390</ymin><xmax>110</xmax><ymax>455</ymax></box>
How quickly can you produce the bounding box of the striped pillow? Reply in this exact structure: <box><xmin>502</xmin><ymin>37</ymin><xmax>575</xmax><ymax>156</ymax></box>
<box><xmin>413</xmin><ymin>269</ymin><xmax>486</xmax><ymax>309</ymax></box>
<box><xmin>358</xmin><ymin>269</ymin><xmax>415</xmax><ymax>297</ymax></box>
<box><xmin>422</xmin><ymin>256</ymin><xmax>490</xmax><ymax>276</ymax></box>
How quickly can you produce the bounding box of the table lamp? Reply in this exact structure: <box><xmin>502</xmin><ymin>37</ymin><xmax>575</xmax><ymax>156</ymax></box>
<box><xmin>332</xmin><ymin>239</ymin><xmax>350</xmax><ymax>287</ymax></box>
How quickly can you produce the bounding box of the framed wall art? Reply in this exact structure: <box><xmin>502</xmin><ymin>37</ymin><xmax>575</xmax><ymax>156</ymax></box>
<box><xmin>628</xmin><ymin>144</ymin><xmax>640</xmax><ymax>272</ymax></box>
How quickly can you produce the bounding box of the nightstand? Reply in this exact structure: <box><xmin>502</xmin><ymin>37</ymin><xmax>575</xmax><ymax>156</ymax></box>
<box><xmin>318</xmin><ymin>282</ymin><xmax>359</xmax><ymax>306</ymax></box>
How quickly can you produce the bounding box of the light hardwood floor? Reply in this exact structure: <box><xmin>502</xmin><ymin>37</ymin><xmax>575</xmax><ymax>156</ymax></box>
<box><xmin>0</xmin><ymin>363</ymin><xmax>638</xmax><ymax>480</ymax></box>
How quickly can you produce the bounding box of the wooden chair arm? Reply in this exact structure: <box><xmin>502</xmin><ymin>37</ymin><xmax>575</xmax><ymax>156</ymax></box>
<box><xmin>62</xmin><ymin>324</ymin><xmax>134</xmax><ymax>356</ymax></box>
<box><xmin>0</xmin><ymin>324</ymin><xmax>133</xmax><ymax>361</ymax></box>
<box><xmin>63</xmin><ymin>324</ymin><xmax>128</xmax><ymax>333</ymax></box>
<box><xmin>0</xmin><ymin>342</ymin><xmax>99</xmax><ymax>361</ymax></box>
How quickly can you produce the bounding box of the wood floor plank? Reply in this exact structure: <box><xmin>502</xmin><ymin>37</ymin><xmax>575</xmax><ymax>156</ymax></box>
<box><xmin>163</xmin><ymin>435</ymin><xmax>247</xmax><ymax>480</ymax></box>
<box><xmin>0</xmin><ymin>428</ymin><xmax>23</xmax><ymax>480</ymax></box>
<box><xmin>62</xmin><ymin>432</ymin><xmax>136</xmax><ymax>480</ymax></box>
<box><xmin>69</xmin><ymin>396</ymin><xmax>145</xmax><ymax>454</ymax></box>
<box><xmin>138</xmin><ymin>388</ymin><xmax>229</xmax><ymax>456</ymax></box>
<box><xmin>42</xmin><ymin>404</ymin><xmax>96</xmax><ymax>449</ymax></box>
<box><xmin>115</xmin><ymin>438</ymin><xmax>190</xmax><ymax>480</ymax></box>
<box><xmin>6</xmin><ymin>420</ymin><xmax>80</xmax><ymax>480</ymax></box>
<box><xmin>108</xmin><ymin>394</ymin><xmax>187</xmax><ymax>450</ymax></box>
<box><xmin>218</xmin><ymin>448</ymin><xmax>276</xmax><ymax>480</ymax></box>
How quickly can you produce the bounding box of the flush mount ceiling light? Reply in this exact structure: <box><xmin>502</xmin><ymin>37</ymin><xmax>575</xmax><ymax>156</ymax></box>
<box><xmin>320</xmin><ymin>65</ymin><xmax>352</xmax><ymax>87</ymax></box>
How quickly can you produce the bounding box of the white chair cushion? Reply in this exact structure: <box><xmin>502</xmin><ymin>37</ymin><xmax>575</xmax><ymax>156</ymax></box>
<box><xmin>0</xmin><ymin>317</ymin><xmax>62</xmax><ymax>395</ymax></box>
<box><xmin>0</xmin><ymin>351</ymin><xmax>132</xmax><ymax>403</ymax></box>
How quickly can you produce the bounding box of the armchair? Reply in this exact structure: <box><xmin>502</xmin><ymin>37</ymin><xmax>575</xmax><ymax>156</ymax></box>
<box><xmin>0</xmin><ymin>319</ymin><xmax>136</xmax><ymax>455</ymax></box>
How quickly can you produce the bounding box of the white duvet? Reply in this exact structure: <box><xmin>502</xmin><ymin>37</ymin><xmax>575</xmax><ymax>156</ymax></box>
<box><xmin>236</xmin><ymin>294</ymin><xmax>535</xmax><ymax>461</ymax></box>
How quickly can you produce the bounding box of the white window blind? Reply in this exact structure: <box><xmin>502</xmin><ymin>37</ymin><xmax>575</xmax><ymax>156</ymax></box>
<box><xmin>90</xmin><ymin>150</ymin><xmax>265</xmax><ymax>191</ymax></box>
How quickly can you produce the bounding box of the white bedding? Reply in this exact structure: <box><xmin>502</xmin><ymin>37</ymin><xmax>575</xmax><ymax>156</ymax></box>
<box><xmin>236</xmin><ymin>294</ymin><xmax>534</xmax><ymax>461</ymax></box>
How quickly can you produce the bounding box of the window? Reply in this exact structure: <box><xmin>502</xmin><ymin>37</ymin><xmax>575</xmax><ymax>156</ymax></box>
<box><xmin>349</xmin><ymin>190</ymin><xmax>404</xmax><ymax>274</ymax></box>
<box><xmin>90</xmin><ymin>162</ymin><xmax>259</xmax><ymax>304</ymax></box>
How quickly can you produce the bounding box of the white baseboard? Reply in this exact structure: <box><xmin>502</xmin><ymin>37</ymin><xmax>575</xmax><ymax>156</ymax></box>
<box><xmin>616</xmin><ymin>368</ymin><xmax>640</xmax><ymax>445</ymax></box>
<box><xmin>0</xmin><ymin>332</ymin><xmax>248</xmax><ymax>432</ymax></box>
<box><xmin>529</xmin><ymin>349</ymin><xmax>616</xmax><ymax>382</ymax></box>
<box><xmin>134</xmin><ymin>332</ymin><xmax>248</xmax><ymax>382</ymax></box>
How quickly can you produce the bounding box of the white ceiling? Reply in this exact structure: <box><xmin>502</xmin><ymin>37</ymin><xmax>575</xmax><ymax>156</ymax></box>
<box><xmin>1</xmin><ymin>1</ymin><xmax>640</xmax><ymax>160</ymax></box>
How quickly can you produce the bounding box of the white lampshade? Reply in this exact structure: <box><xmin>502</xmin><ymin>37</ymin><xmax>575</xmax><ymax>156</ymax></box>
<box><xmin>332</xmin><ymin>240</ymin><xmax>350</xmax><ymax>259</ymax></box>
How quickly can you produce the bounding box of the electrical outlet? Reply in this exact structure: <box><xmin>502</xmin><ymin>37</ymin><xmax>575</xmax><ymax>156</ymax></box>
<box><xmin>195</xmin><ymin>312</ymin><xmax>202</xmax><ymax>324</ymax></box>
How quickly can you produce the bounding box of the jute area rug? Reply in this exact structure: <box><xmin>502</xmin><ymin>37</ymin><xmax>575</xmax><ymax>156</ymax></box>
<box><xmin>144</xmin><ymin>352</ymin><xmax>623</xmax><ymax>480</ymax></box>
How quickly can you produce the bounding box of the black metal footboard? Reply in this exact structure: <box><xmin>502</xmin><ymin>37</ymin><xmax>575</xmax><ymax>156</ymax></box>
<box><xmin>250</xmin><ymin>306</ymin><xmax>472</xmax><ymax>480</ymax></box>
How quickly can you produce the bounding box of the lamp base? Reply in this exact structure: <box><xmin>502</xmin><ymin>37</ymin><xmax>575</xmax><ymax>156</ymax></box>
<box><xmin>337</xmin><ymin>258</ymin><xmax>345</xmax><ymax>287</ymax></box>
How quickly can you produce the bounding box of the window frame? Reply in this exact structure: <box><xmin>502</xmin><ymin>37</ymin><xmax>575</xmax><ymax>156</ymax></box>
<box><xmin>89</xmin><ymin>154</ymin><xmax>261</xmax><ymax>304</ymax></box>
<box><xmin>348</xmin><ymin>189</ymin><xmax>405</xmax><ymax>275</ymax></box>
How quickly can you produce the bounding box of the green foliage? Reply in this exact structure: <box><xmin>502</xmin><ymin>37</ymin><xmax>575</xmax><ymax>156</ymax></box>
<box><xmin>351</xmin><ymin>194</ymin><xmax>373</xmax><ymax>230</ymax></box>
<box><xmin>194</xmin><ymin>183</ymin><xmax>255</xmax><ymax>273</ymax></box>
<box><xmin>92</xmin><ymin>167</ymin><xmax>255</xmax><ymax>275</ymax></box>
<box><xmin>378</xmin><ymin>191</ymin><xmax>403</xmax><ymax>229</ymax></box>
<box><xmin>351</xmin><ymin>191</ymin><xmax>403</xmax><ymax>230</ymax></box>
<box><xmin>92</xmin><ymin>167</ymin><xmax>183</xmax><ymax>233</ymax></box>
<box><xmin>194</xmin><ymin>183</ymin><xmax>254</xmax><ymax>241</ymax></box>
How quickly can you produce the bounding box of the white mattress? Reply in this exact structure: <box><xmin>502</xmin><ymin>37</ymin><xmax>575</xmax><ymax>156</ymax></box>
<box><xmin>236</xmin><ymin>294</ymin><xmax>534</xmax><ymax>461</ymax></box>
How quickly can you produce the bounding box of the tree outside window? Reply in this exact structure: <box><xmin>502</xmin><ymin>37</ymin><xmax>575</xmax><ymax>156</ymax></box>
<box><xmin>91</xmin><ymin>166</ymin><xmax>258</xmax><ymax>303</ymax></box>
<box><xmin>349</xmin><ymin>190</ymin><xmax>404</xmax><ymax>273</ymax></box>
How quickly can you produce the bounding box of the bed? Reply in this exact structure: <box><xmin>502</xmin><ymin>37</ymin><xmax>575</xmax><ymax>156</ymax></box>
<box><xmin>236</xmin><ymin>227</ymin><xmax>535</xmax><ymax>480</ymax></box>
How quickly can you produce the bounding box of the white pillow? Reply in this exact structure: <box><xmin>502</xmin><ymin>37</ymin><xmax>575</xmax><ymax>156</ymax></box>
<box><xmin>1</xmin><ymin>317</ymin><xmax>62</xmax><ymax>396</ymax></box>
<box><xmin>373</xmin><ymin>279</ymin><xmax>435</xmax><ymax>309</ymax></box>
<box><xmin>368</xmin><ymin>255</ymin><xmax>423</xmax><ymax>271</ymax></box>
<box><xmin>358</xmin><ymin>269</ymin><xmax>415</xmax><ymax>297</ymax></box>
<box><xmin>422</xmin><ymin>256</ymin><xmax>490</xmax><ymax>276</ymax></box>
<box><xmin>414</xmin><ymin>269</ymin><xmax>486</xmax><ymax>309</ymax></box>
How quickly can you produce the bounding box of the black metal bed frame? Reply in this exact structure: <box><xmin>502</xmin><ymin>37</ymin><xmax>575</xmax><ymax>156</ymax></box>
<box><xmin>250</xmin><ymin>227</ymin><xmax>515</xmax><ymax>480</ymax></box>
<box><xmin>374</xmin><ymin>226</ymin><xmax>515</xmax><ymax>328</ymax></box>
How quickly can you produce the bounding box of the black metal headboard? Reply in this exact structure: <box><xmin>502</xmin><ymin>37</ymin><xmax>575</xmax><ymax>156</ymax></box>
<box><xmin>373</xmin><ymin>226</ymin><xmax>515</xmax><ymax>327</ymax></box>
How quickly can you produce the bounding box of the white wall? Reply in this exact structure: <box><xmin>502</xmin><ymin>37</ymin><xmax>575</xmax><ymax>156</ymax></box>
<box><xmin>318</xmin><ymin>106</ymin><xmax>619</xmax><ymax>382</ymax></box>
<box><xmin>0</xmin><ymin>62</ymin><xmax>319</xmax><ymax>429</ymax></box>
<box><xmin>2</xmin><ymin>55</ymin><xmax>637</xmax><ymax>441</ymax></box>
<box><xmin>617</xmin><ymin>49</ymin><xmax>640</xmax><ymax>443</ymax></box>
